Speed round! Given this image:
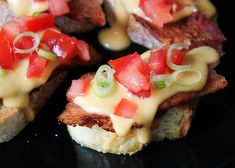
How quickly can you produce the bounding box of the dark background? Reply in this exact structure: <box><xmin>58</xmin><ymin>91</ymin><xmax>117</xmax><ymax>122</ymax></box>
<box><xmin>0</xmin><ymin>1</ymin><xmax>234</xmax><ymax>168</ymax></box>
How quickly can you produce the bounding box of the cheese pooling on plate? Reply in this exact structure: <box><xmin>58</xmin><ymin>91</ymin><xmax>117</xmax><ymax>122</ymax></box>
<box><xmin>98</xmin><ymin>0</ymin><xmax>216</xmax><ymax>51</ymax></box>
<box><xmin>73</xmin><ymin>45</ymin><xmax>219</xmax><ymax>142</ymax></box>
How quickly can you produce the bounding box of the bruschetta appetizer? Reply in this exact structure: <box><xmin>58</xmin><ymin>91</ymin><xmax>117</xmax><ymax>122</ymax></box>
<box><xmin>0</xmin><ymin>1</ymin><xmax>101</xmax><ymax>143</ymax></box>
<box><xmin>59</xmin><ymin>43</ymin><xmax>227</xmax><ymax>155</ymax></box>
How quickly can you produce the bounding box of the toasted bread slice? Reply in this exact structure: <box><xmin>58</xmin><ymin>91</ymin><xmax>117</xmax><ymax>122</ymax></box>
<box><xmin>66</xmin><ymin>101</ymin><xmax>196</xmax><ymax>155</ymax></box>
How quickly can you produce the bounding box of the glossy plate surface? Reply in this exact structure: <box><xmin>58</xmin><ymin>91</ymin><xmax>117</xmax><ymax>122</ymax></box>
<box><xmin>0</xmin><ymin>1</ymin><xmax>234</xmax><ymax>168</ymax></box>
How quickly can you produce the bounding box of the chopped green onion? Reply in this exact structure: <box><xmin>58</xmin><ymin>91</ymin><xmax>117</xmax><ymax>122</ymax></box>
<box><xmin>172</xmin><ymin>68</ymin><xmax>202</xmax><ymax>87</ymax></box>
<box><xmin>155</xmin><ymin>80</ymin><xmax>167</xmax><ymax>89</ymax></box>
<box><xmin>32</xmin><ymin>12</ymin><xmax>41</xmax><ymax>17</ymax></box>
<box><xmin>0</xmin><ymin>67</ymin><xmax>5</xmax><ymax>78</ymax></box>
<box><xmin>93</xmin><ymin>65</ymin><xmax>116</xmax><ymax>97</ymax></box>
<box><xmin>151</xmin><ymin>74</ymin><xmax>172</xmax><ymax>88</ymax></box>
<box><xmin>13</xmin><ymin>32</ymin><xmax>40</xmax><ymax>54</ymax></box>
<box><xmin>166</xmin><ymin>42</ymin><xmax>191</xmax><ymax>71</ymax></box>
<box><xmin>37</xmin><ymin>49</ymin><xmax>57</xmax><ymax>61</ymax></box>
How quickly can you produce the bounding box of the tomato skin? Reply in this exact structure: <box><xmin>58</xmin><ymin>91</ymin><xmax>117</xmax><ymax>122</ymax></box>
<box><xmin>114</xmin><ymin>98</ymin><xmax>137</xmax><ymax>119</ymax></box>
<box><xmin>108</xmin><ymin>55</ymin><xmax>131</xmax><ymax>71</ymax></box>
<box><xmin>52</xmin><ymin>34</ymin><xmax>77</xmax><ymax>64</ymax></box>
<box><xmin>0</xmin><ymin>29</ymin><xmax>14</xmax><ymax>70</ymax></box>
<box><xmin>114</xmin><ymin>52</ymin><xmax>150</xmax><ymax>97</ymax></box>
<box><xmin>48</xmin><ymin>0</ymin><xmax>70</xmax><ymax>16</ymax></box>
<box><xmin>171</xmin><ymin>50</ymin><xmax>185</xmax><ymax>65</ymax></box>
<box><xmin>41</xmin><ymin>28</ymin><xmax>77</xmax><ymax>64</ymax></box>
<box><xmin>24</xmin><ymin>14</ymin><xmax>54</xmax><ymax>32</ymax></box>
<box><xmin>27</xmin><ymin>52</ymin><xmax>48</xmax><ymax>78</ymax></box>
<box><xmin>139</xmin><ymin>0</ymin><xmax>174</xmax><ymax>27</ymax></box>
<box><xmin>67</xmin><ymin>79</ymin><xmax>90</xmax><ymax>100</ymax></box>
<box><xmin>148</xmin><ymin>49</ymin><xmax>166</xmax><ymax>75</ymax></box>
<box><xmin>76</xmin><ymin>40</ymin><xmax>90</xmax><ymax>61</ymax></box>
<box><xmin>40</xmin><ymin>28</ymin><xmax>61</xmax><ymax>49</ymax></box>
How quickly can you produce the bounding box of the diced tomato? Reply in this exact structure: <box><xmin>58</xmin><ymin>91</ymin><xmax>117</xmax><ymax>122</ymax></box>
<box><xmin>27</xmin><ymin>52</ymin><xmax>48</xmax><ymax>78</ymax></box>
<box><xmin>171</xmin><ymin>50</ymin><xmax>185</xmax><ymax>65</ymax></box>
<box><xmin>139</xmin><ymin>0</ymin><xmax>174</xmax><ymax>27</ymax></box>
<box><xmin>41</xmin><ymin>28</ymin><xmax>77</xmax><ymax>64</ymax></box>
<box><xmin>108</xmin><ymin>54</ymin><xmax>131</xmax><ymax>71</ymax></box>
<box><xmin>24</xmin><ymin>14</ymin><xmax>54</xmax><ymax>32</ymax></box>
<box><xmin>48</xmin><ymin>0</ymin><xmax>70</xmax><ymax>16</ymax></box>
<box><xmin>114</xmin><ymin>98</ymin><xmax>137</xmax><ymax>119</ymax></box>
<box><xmin>0</xmin><ymin>29</ymin><xmax>14</xmax><ymax>70</ymax></box>
<box><xmin>76</xmin><ymin>39</ymin><xmax>90</xmax><ymax>61</ymax></box>
<box><xmin>52</xmin><ymin>34</ymin><xmax>77</xmax><ymax>64</ymax></box>
<box><xmin>40</xmin><ymin>28</ymin><xmax>61</xmax><ymax>48</ymax></box>
<box><xmin>114</xmin><ymin>52</ymin><xmax>150</xmax><ymax>97</ymax></box>
<box><xmin>148</xmin><ymin>49</ymin><xmax>166</xmax><ymax>75</ymax></box>
<box><xmin>2</xmin><ymin>21</ymin><xmax>22</xmax><ymax>42</ymax></box>
<box><xmin>67</xmin><ymin>79</ymin><xmax>90</xmax><ymax>100</ymax></box>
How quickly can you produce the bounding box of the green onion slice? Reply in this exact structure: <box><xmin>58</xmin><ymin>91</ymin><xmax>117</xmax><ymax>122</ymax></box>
<box><xmin>151</xmin><ymin>74</ymin><xmax>172</xmax><ymax>89</ymax></box>
<box><xmin>13</xmin><ymin>32</ymin><xmax>40</xmax><ymax>54</ymax></box>
<box><xmin>37</xmin><ymin>49</ymin><xmax>57</xmax><ymax>61</ymax></box>
<box><xmin>155</xmin><ymin>80</ymin><xmax>167</xmax><ymax>89</ymax></box>
<box><xmin>0</xmin><ymin>67</ymin><xmax>5</xmax><ymax>78</ymax></box>
<box><xmin>93</xmin><ymin>64</ymin><xmax>115</xmax><ymax>97</ymax></box>
<box><xmin>166</xmin><ymin>42</ymin><xmax>191</xmax><ymax>71</ymax></box>
<box><xmin>32</xmin><ymin>12</ymin><xmax>41</xmax><ymax>17</ymax></box>
<box><xmin>172</xmin><ymin>68</ymin><xmax>202</xmax><ymax>87</ymax></box>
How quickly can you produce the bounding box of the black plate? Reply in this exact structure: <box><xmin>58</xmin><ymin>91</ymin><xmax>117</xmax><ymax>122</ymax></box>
<box><xmin>0</xmin><ymin>1</ymin><xmax>235</xmax><ymax>168</ymax></box>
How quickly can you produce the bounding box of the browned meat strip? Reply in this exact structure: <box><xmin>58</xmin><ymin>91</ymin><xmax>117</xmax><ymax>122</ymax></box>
<box><xmin>69</xmin><ymin>0</ymin><xmax>106</xmax><ymax>27</ymax></box>
<box><xmin>130</xmin><ymin>12</ymin><xmax>225</xmax><ymax>51</ymax></box>
<box><xmin>55</xmin><ymin>0</ymin><xmax>106</xmax><ymax>33</ymax></box>
<box><xmin>58</xmin><ymin>70</ymin><xmax>227</xmax><ymax>132</ymax></box>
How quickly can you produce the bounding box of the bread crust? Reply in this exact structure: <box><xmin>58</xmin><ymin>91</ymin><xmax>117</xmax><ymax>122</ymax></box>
<box><xmin>66</xmin><ymin>101</ymin><xmax>196</xmax><ymax>155</ymax></box>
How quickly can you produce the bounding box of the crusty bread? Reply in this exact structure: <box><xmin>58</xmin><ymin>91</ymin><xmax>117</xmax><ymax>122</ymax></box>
<box><xmin>0</xmin><ymin>70</ymin><xmax>67</xmax><ymax>143</ymax></box>
<box><xmin>67</xmin><ymin>101</ymin><xmax>197</xmax><ymax>155</ymax></box>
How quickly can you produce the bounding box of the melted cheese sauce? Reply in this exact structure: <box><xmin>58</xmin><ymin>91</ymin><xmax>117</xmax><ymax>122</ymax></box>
<box><xmin>0</xmin><ymin>58</ymin><xmax>59</xmax><ymax>121</ymax></box>
<box><xmin>176</xmin><ymin>0</ymin><xmax>216</xmax><ymax>18</ymax></box>
<box><xmin>74</xmin><ymin>46</ymin><xmax>219</xmax><ymax>139</ymax></box>
<box><xmin>99</xmin><ymin>0</ymin><xmax>216</xmax><ymax>51</ymax></box>
<box><xmin>98</xmin><ymin>0</ymin><xmax>141</xmax><ymax>51</ymax></box>
<box><xmin>7</xmin><ymin>0</ymin><xmax>48</xmax><ymax>16</ymax></box>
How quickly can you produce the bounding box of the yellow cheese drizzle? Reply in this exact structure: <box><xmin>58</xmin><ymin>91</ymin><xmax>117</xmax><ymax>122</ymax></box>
<box><xmin>0</xmin><ymin>59</ymin><xmax>59</xmax><ymax>121</ymax></box>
